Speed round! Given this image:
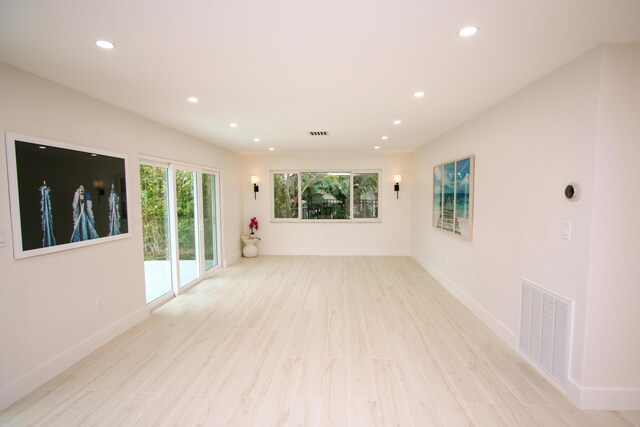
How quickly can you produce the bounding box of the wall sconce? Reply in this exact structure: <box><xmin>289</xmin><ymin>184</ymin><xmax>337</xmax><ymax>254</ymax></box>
<box><xmin>393</xmin><ymin>175</ymin><xmax>401</xmax><ymax>199</ymax></box>
<box><xmin>251</xmin><ymin>176</ymin><xmax>259</xmax><ymax>199</ymax></box>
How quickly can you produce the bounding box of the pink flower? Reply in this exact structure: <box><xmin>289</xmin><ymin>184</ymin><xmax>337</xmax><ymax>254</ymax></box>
<box><xmin>249</xmin><ymin>217</ymin><xmax>259</xmax><ymax>233</ymax></box>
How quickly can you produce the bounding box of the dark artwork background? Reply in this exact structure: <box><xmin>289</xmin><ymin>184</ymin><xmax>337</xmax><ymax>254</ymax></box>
<box><xmin>14</xmin><ymin>140</ymin><xmax>128</xmax><ymax>251</ymax></box>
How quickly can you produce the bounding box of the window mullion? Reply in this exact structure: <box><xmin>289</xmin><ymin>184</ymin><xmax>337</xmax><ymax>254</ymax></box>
<box><xmin>298</xmin><ymin>172</ymin><xmax>302</xmax><ymax>219</ymax></box>
<box><xmin>349</xmin><ymin>172</ymin><xmax>354</xmax><ymax>220</ymax></box>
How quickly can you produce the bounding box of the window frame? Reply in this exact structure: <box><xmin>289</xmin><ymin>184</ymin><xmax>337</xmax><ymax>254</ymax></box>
<box><xmin>270</xmin><ymin>169</ymin><xmax>381</xmax><ymax>223</ymax></box>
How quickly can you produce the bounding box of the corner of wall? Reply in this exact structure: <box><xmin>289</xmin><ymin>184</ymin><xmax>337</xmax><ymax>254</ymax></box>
<box><xmin>224</xmin><ymin>251</ymin><xmax>243</xmax><ymax>267</ymax></box>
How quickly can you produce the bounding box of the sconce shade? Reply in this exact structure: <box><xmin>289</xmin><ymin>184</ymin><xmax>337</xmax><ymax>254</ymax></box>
<box><xmin>251</xmin><ymin>176</ymin><xmax>259</xmax><ymax>184</ymax></box>
<box><xmin>393</xmin><ymin>175</ymin><xmax>402</xmax><ymax>184</ymax></box>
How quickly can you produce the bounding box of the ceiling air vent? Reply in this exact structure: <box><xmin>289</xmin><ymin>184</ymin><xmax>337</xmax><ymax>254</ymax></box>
<box><xmin>308</xmin><ymin>131</ymin><xmax>329</xmax><ymax>136</ymax></box>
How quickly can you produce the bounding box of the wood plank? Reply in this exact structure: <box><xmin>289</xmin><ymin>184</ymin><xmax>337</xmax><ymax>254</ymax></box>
<box><xmin>387</xmin><ymin>331</ymin><xmax>433</xmax><ymax>402</ymax></box>
<box><xmin>370</xmin><ymin>358</ymin><xmax>413</xmax><ymax>426</ymax></box>
<box><xmin>296</xmin><ymin>329</ymin><xmax>328</xmax><ymax>399</ymax></box>
<box><xmin>416</xmin><ymin>356</ymin><xmax>475</xmax><ymax>426</ymax></box>
<box><xmin>289</xmin><ymin>399</ymin><xmax>321</xmax><ymax>427</ymax></box>
<box><xmin>465</xmin><ymin>403</ymin><xmax>509</xmax><ymax>427</ymax></box>
<box><xmin>408</xmin><ymin>402</ymin><xmax>446</xmax><ymax>426</ymax></box>
<box><xmin>242</xmin><ymin>328</ymin><xmax>289</xmax><ymax>398</ymax></box>
<box><xmin>320</xmin><ymin>358</ymin><xmax>349</xmax><ymax>427</ymax></box>
<box><xmin>347</xmin><ymin>330</ymin><xmax>377</xmax><ymax>400</ymax></box>
<box><xmin>257</xmin><ymin>357</ymin><xmax>303</xmax><ymax>427</ymax></box>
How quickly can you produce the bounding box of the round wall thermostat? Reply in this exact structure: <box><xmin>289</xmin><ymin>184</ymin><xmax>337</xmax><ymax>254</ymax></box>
<box><xmin>565</xmin><ymin>184</ymin><xmax>576</xmax><ymax>199</ymax></box>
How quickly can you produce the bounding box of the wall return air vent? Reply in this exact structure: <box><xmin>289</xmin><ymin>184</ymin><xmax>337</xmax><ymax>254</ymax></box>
<box><xmin>308</xmin><ymin>131</ymin><xmax>329</xmax><ymax>136</ymax></box>
<box><xmin>519</xmin><ymin>279</ymin><xmax>572</xmax><ymax>389</ymax></box>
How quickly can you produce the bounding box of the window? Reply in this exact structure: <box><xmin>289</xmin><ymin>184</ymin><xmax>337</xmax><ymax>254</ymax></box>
<box><xmin>272</xmin><ymin>170</ymin><xmax>379</xmax><ymax>221</ymax></box>
<box><xmin>302</xmin><ymin>172</ymin><xmax>350</xmax><ymax>219</ymax></box>
<box><xmin>273</xmin><ymin>172</ymin><xmax>298</xmax><ymax>218</ymax></box>
<box><xmin>353</xmin><ymin>172</ymin><xmax>379</xmax><ymax>219</ymax></box>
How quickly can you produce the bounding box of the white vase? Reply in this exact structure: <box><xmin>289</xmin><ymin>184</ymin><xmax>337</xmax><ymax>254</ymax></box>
<box><xmin>242</xmin><ymin>235</ymin><xmax>259</xmax><ymax>258</ymax></box>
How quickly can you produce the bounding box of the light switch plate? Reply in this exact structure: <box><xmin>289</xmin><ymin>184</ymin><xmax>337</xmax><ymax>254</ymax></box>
<box><xmin>562</xmin><ymin>221</ymin><xmax>572</xmax><ymax>240</ymax></box>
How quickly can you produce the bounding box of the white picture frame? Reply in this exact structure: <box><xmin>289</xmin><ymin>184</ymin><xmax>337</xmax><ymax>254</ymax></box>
<box><xmin>5</xmin><ymin>132</ymin><xmax>130</xmax><ymax>259</ymax></box>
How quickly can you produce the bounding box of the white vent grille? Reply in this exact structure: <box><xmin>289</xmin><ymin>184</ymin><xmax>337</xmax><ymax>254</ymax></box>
<box><xmin>308</xmin><ymin>131</ymin><xmax>329</xmax><ymax>136</ymax></box>
<box><xmin>519</xmin><ymin>280</ymin><xmax>572</xmax><ymax>389</ymax></box>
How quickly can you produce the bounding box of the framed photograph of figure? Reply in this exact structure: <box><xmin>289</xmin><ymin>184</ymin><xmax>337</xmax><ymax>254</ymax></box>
<box><xmin>5</xmin><ymin>133</ymin><xmax>130</xmax><ymax>259</ymax></box>
<box><xmin>433</xmin><ymin>155</ymin><xmax>474</xmax><ymax>240</ymax></box>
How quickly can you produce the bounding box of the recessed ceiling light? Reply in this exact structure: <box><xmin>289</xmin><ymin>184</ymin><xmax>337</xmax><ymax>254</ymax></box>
<box><xmin>230</xmin><ymin>122</ymin><xmax>238</xmax><ymax>128</ymax></box>
<box><xmin>393</xmin><ymin>120</ymin><xmax>402</xmax><ymax>125</ymax></box>
<box><xmin>381</xmin><ymin>136</ymin><xmax>389</xmax><ymax>140</ymax></box>
<box><xmin>91</xmin><ymin>153</ymin><xmax>98</xmax><ymax>157</ymax></box>
<box><xmin>458</xmin><ymin>26</ymin><xmax>478</xmax><ymax>37</ymax></box>
<box><xmin>187</xmin><ymin>96</ymin><xmax>199</xmax><ymax>103</ymax></box>
<box><xmin>253</xmin><ymin>138</ymin><xmax>260</xmax><ymax>142</ymax></box>
<box><xmin>38</xmin><ymin>146</ymin><xmax>46</xmax><ymax>149</ymax></box>
<box><xmin>95</xmin><ymin>40</ymin><xmax>115</xmax><ymax>49</ymax></box>
<box><xmin>374</xmin><ymin>146</ymin><xmax>380</xmax><ymax>150</ymax></box>
<box><xmin>268</xmin><ymin>147</ymin><xmax>275</xmax><ymax>151</ymax></box>
<box><xmin>414</xmin><ymin>91</ymin><xmax>425</xmax><ymax>98</ymax></box>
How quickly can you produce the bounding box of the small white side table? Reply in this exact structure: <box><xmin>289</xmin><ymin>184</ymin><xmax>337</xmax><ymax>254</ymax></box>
<box><xmin>241</xmin><ymin>235</ymin><xmax>260</xmax><ymax>257</ymax></box>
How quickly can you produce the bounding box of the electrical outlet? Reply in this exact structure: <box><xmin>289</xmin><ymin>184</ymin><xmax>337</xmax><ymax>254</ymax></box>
<box><xmin>96</xmin><ymin>296</ymin><xmax>104</xmax><ymax>311</ymax></box>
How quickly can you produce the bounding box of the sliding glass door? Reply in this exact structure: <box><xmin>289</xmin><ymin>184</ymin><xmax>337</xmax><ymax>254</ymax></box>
<box><xmin>140</xmin><ymin>164</ymin><xmax>173</xmax><ymax>304</ymax></box>
<box><xmin>202</xmin><ymin>172</ymin><xmax>218</xmax><ymax>271</ymax></box>
<box><xmin>140</xmin><ymin>161</ymin><xmax>221</xmax><ymax>306</ymax></box>
<box><xmin>175</xmin><ymin>168</ymin><xmax>199</xmax><ymax>287</ymax></box>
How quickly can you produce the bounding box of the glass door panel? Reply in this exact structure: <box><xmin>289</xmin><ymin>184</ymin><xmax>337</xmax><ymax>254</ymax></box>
<box><xmin>140</xmin><ymin>164</ymin><xmax>173</xmax><ymax>304</ymax></box>
<box><xmin>202</xmin><ymin>173</ymin><xmax>218</xmax><ymax>271</ymax></box>
<box><xmin>175</xmin><ymin>169</ymin><xmax>199</xmax><ymax>287</ymax></box>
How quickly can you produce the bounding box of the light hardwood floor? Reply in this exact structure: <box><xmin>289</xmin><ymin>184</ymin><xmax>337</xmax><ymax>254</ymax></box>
<box><xmin>1</xmin><ymin>256</ymin><xmax>638</xmax><ymax>426</ymax></box>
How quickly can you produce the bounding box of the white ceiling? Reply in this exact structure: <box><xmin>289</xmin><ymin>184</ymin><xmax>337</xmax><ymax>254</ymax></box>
<box><xmin>1</xmin><ymin>0</ymin><xmax>640</xmax><ymax>154</ymax></box>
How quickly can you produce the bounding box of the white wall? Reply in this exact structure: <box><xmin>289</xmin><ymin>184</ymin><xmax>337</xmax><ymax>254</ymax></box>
<box><xmin>0</xmin><ymin>63</ymin><xmax>242</xmax><ymax>410</ymax></box>
<box><xmin>411</xmin><ymin>44</ymin><xmax>640</xmax><ymax>410</ymax></box>
<box><xmin>241</xmin><ymin>152</ymin><xmax>412</xmax><ymax>256</ymax></box>
<box><xmin>581</xmin><ymin>44</ymin><xmax>640</xmax><ymax>408</ymax></box>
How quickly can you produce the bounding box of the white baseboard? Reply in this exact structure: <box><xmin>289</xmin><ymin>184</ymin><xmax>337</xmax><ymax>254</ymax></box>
<box><xmin>0</xmin><ymin>306</ymin><xmax>149</xmax><ymax>411</ymax></box>
<box><xmin>260</xmin><ymin>248</ymin><xmax>410</xmax><ymax>256</ymax></box>
<box><xmin>569</xmin><ymin>378</ymin><xmax>640</xmax><ymax>410</ymax></box>
<box><xmin>411</xmin><ymin>255</ymin><xmax>517</xmax><ymax>347</ymax></box>
<box><xmin>522</xmin><ymin>360</ymin><xmax>640</xmax><ymax>410</ymax></box>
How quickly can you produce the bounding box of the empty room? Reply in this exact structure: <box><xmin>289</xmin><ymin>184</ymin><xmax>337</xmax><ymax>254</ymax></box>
<box><xmin>1</xmin><ymin>0</ymin><xmax>639</xmax><ymax>425</ymax></box>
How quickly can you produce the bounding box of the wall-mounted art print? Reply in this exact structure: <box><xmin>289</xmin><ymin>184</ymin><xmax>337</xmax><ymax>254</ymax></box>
<box><xmin>433</xmin><ymin>155</ymin><xmax>474</xmax><ymax>239</ymax></box>
<box><xmin>5</xmin><ymin>133</ymin><xmax>130</xmax><ymax>259</ymax></box>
